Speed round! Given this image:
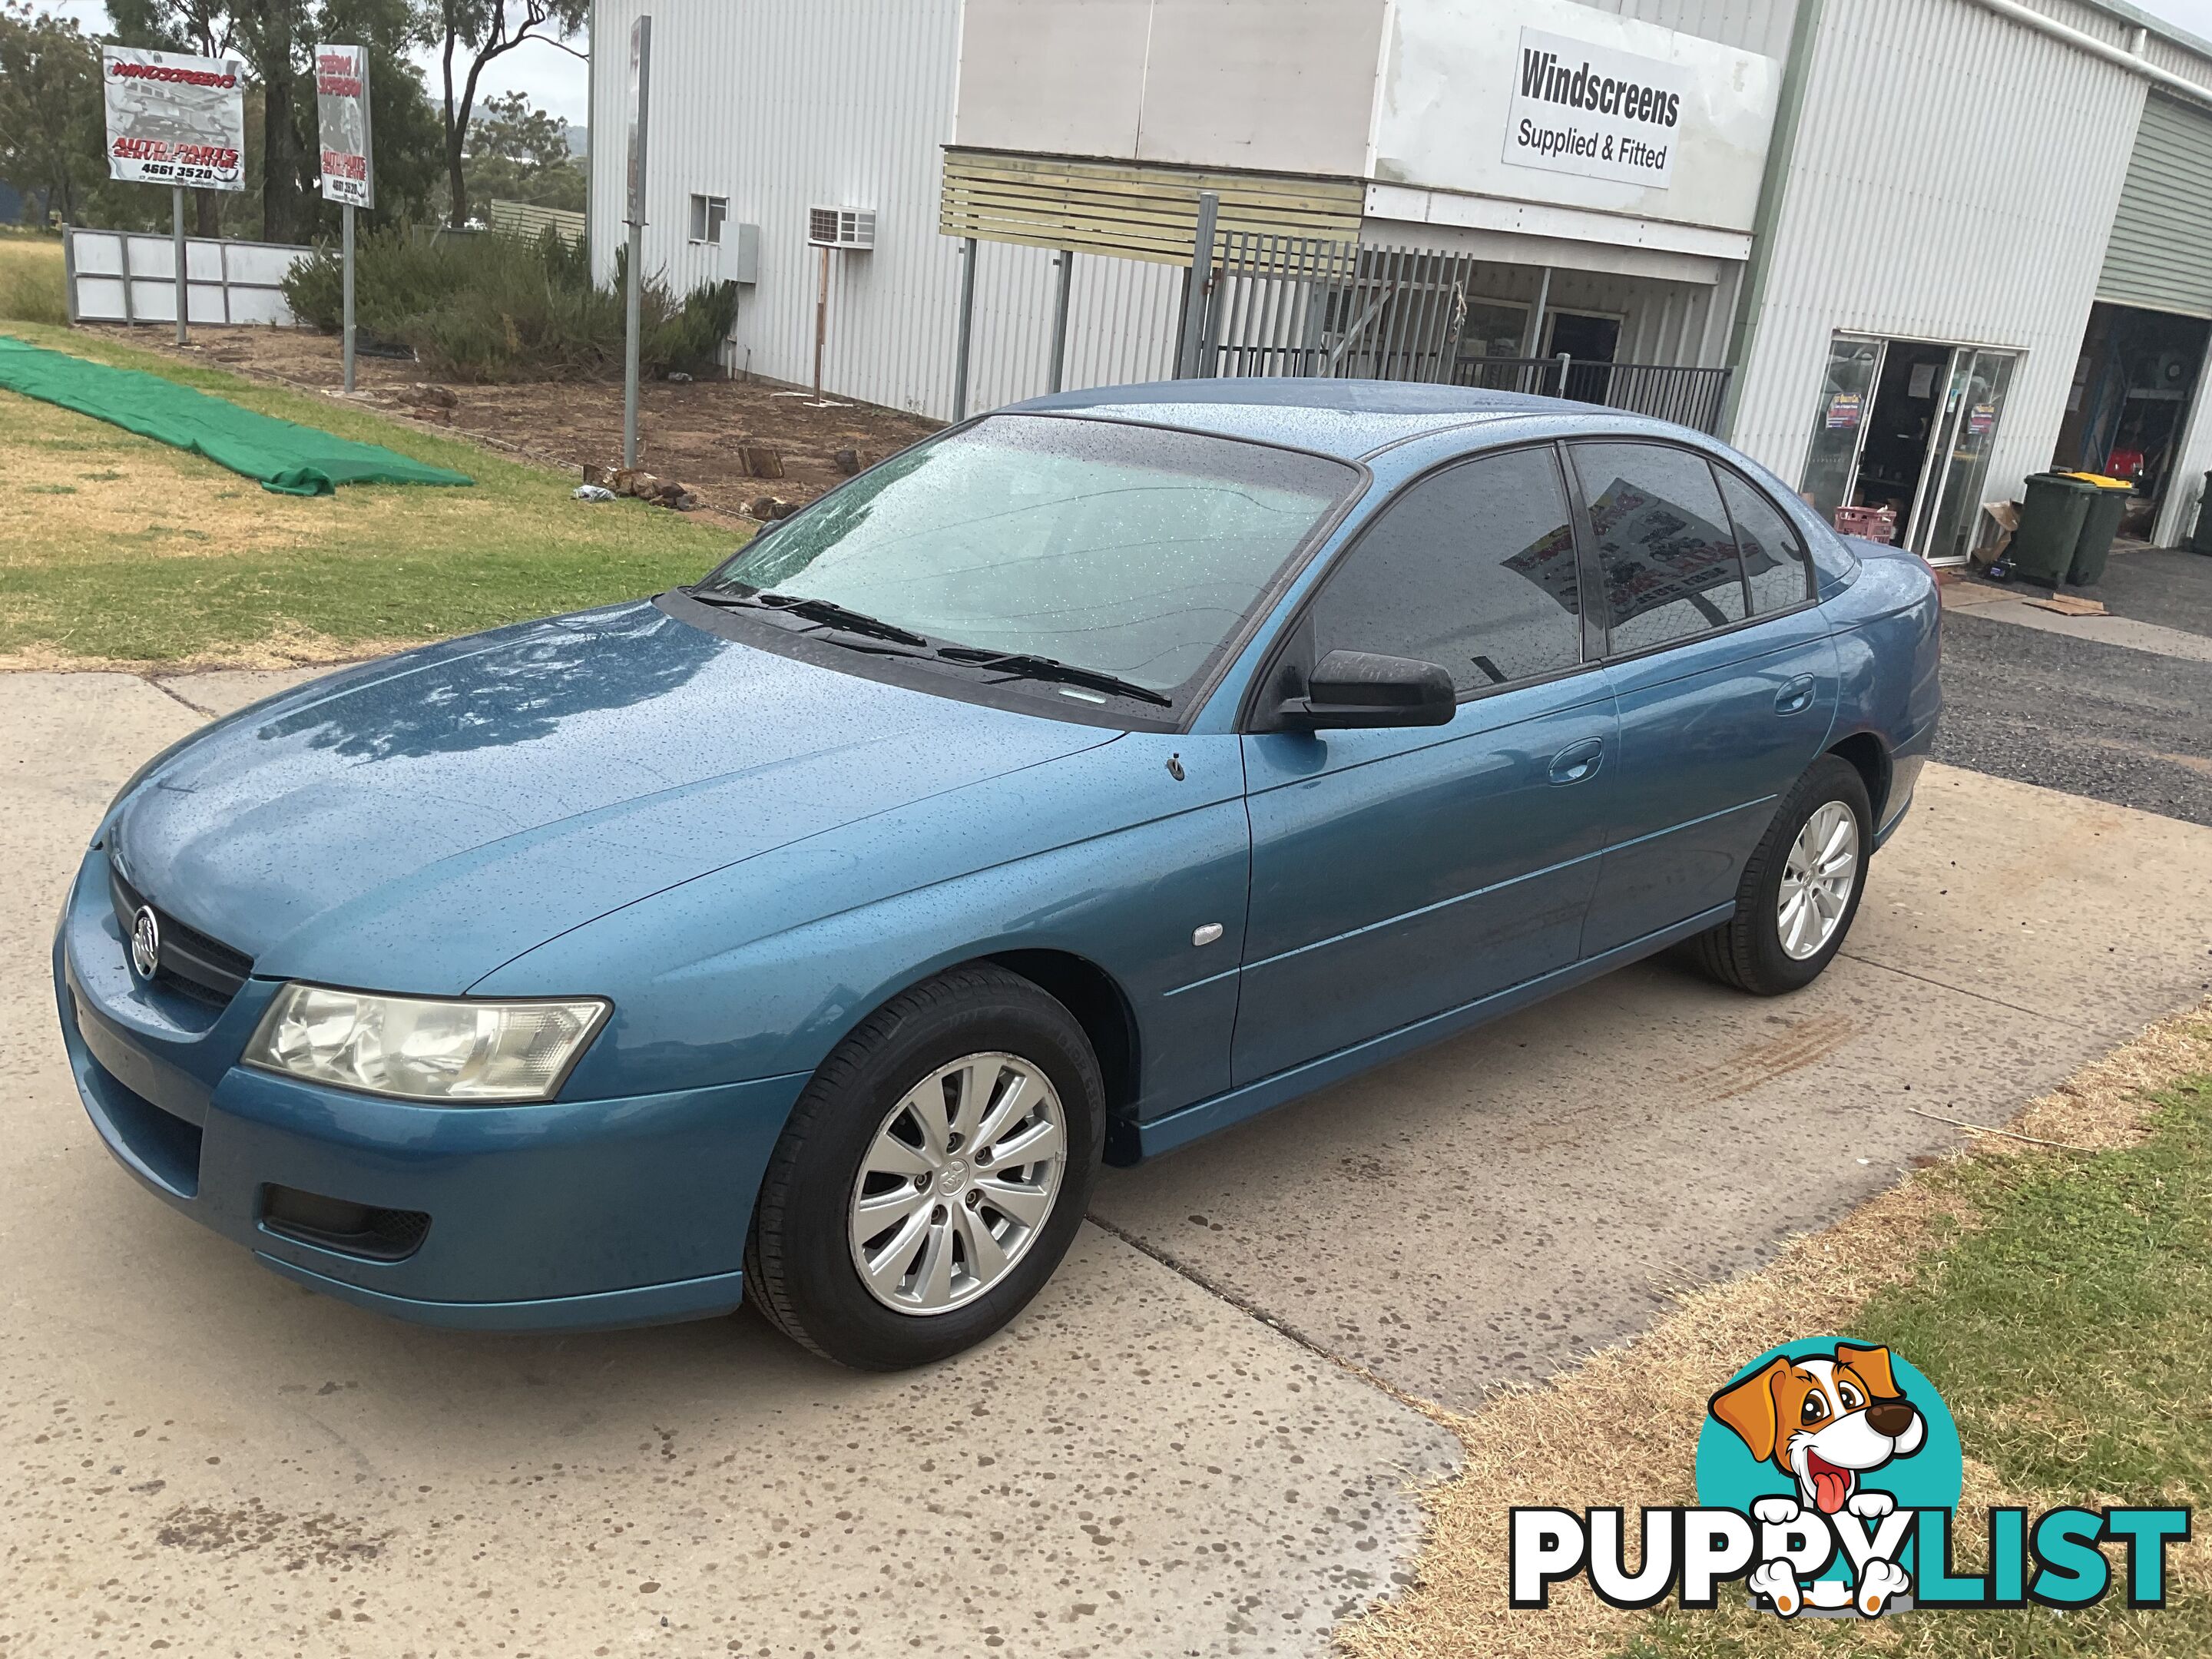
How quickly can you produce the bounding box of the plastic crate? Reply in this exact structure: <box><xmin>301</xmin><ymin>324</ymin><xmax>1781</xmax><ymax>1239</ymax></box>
<box><xmin>1834</xmin><ymin>504</ymin><xmax>1898</xmax><ymax>543</ymax></box>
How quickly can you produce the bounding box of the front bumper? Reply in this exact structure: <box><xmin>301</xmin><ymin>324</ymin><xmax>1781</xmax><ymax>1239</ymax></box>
<box><xmin>53</xmin><ymin>844</ymin><xmax>805</xmax><ymax>1332</ymax></box>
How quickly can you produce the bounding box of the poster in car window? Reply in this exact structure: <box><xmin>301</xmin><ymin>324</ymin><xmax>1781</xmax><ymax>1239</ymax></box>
<box><xmin>1501</xmin><ymin>521</ymin><xmax>1584</xmax><ymax>617</ymax></box>
<box><xmin>1583</xmin><ymin>474</ymin><xmax>1768</xmax><ymax>625</ymax></box>
<box><xmin>101</xmin><ymin>45</ymin><xmax>247</xmax><ymax>191</ymax></box>
<box><xmin>315</xmin><ymin>44</ymin><xmax>374</xmax><ymax>209</ymax></box>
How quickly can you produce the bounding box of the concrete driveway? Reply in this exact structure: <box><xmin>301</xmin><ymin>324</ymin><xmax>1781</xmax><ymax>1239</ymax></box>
<box><xmin>5</xmin><ymin>666</ymin><xmax>2211</xmax><ymax>1657</ymax></box>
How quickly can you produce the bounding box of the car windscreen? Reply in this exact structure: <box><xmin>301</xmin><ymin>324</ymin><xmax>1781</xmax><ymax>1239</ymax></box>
<box><xmin>694</xmin><ymin>414</ymin><xmax>1361</xmax><ymax>700</ymax></box>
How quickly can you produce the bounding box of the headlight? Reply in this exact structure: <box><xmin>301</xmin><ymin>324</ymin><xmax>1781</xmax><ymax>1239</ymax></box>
<box><xmin>243</xmin><ymin>984</ymin><xmax>611</xmax><ymax>1104</ymax></box>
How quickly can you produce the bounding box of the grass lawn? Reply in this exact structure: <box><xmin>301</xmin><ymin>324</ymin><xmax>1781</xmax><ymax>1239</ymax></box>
<box><xmin>1339</xmin><ymin>1008</ymin><xmax>2212</xmax><ymax>1659</ymax></box>
<box><xmin>1621</xmin><ymin>1067</ymin><xmax>2212</xmax><ymax>1658</ymax></box>
<box><xmin>0</xmin><ymin>319</ymin><xmax>737</xmax><ymax>666</ymax></box>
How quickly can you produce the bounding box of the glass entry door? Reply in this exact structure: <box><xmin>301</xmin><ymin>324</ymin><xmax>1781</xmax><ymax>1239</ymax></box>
<box><xmin>1916</xmin><ymin>349</ymin><xmax>2019</xmax><ymax>565</ymax></box>
<box><xmin>1800</xmin><ymin>333</ymin><xmax>2021</xmax><ymax>565</ymax></box>
<box><xmin>1801</xmin><ymin>336</ymin><xmax>1883</xmax><ymax>525</ymax></box>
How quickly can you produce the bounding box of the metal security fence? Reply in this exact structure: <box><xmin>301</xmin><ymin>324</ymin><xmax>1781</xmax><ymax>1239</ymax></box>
<box><xmin>65</xmin><ymin>224</ymin><xmax>306</xmax><ymax>326</ymax></box>
<box><xmin>1448</xmin><ymin>354</ymin><xmax>1736</xmax><ymax>434</ymax></box>
<box><xmin>1192</xmin><ymin>230</ymin><xmax>1734</xmax><ymax>435</ymax></box>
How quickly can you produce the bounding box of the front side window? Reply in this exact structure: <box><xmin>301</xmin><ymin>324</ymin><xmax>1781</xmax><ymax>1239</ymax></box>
<box><xmin>1571</xmin><ymin>442</ymin><xmax>1747</xmax><ymax>655</ymax></box>
<box><xmin>1310</xmin><ymin>447</ymin><xmax>1583</xmax><ymax>694</ymax></box>
<box><xmin>1717</xmin><ymin>469</ymin><xmax>1815</xmax><ymax>614</ymax></box>
<box><xmin>698</xmin><ymin>416</ymin><xmax>1359</xmax><ymax>701</ymax></box>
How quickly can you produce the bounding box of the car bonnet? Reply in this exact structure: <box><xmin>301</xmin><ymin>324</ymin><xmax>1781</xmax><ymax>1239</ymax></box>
<box><xmin>108</xmin><ymin>601</ymin><xmax>1119</xmax><ymax>993</ymax></box>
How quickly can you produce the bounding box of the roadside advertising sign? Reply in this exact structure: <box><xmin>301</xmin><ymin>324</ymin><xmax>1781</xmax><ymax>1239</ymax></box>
<box><xmin>315</xmin><ymin>44</ymin><xmax>375</xmax><ymax>210</ymax></box>
<box><xmin>101</xmin><ymin>45</ymin><xmax>247</xmax><ymax>191</ymax></box>
<box><xmin>625</xmin><ymin>15</ymin><xmax>653</xmax><ymax>224</ymax></box>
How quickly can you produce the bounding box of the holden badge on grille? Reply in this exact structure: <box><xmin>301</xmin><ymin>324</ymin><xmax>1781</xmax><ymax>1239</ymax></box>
<box><xmin>129</xmin><ymin>906</ymin><xmax>161</xmax><ymax>980</ymax></box>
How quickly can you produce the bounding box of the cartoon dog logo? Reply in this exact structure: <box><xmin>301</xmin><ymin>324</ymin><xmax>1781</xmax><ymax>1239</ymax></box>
<box><xmin>1710</xmin><ymin>1340</ymin><xmax>1926</xmax><ymax>1515</ymax></box>
<box><xmin>1709</xmin><ymin>1341</ymin><xmax>1927</xmax><ymax>1614</ymax></box>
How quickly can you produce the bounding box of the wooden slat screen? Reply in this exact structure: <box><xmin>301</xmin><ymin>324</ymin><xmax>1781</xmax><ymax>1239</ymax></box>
<box><xmin>939</xmin><ymin>148</ymin><xmax>1365</xmax><ymax>264</ymax></box>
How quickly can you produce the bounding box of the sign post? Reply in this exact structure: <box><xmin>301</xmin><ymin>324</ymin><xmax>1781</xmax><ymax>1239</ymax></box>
<box><xmin>624</xmin><ymin>15</ymin><xmax>653</xmax><ymax>469</ymax></box>
<box><xmin>171</xmin><ymin>187</ymin><xmax>187</xmax><ymax>345</ymax></box>
<box><xmin>314</xmin><ymin>45</ymin><xmax>374</xmax><ymax>393</ymax></box>
<box><xmin>101</xmin><ymin>45</ymin><xmax>247</xmax><ymax>343</ymax></box>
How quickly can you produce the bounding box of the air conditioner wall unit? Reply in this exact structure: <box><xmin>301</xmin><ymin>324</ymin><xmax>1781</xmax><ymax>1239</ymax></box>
<box><xmin>807</xmin><ymin>206</ymin><xmax>876</xmax><ymax>250</ymax></box>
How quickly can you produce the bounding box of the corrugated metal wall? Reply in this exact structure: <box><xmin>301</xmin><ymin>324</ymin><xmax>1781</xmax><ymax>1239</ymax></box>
<box><xmin>1728</xmin><ymin>0</ymin><xmax>2148</xmax><ymax>541</ymax></box>
<box><xmin>587</xmin><ymin>0</ymin><xmax>1181</xmax><ymax>421</ymax></box>
<box><xmin>1571</xmin><ymin>0</ymin><xmax>1796</xmax><ymax>61</ymax></box>
<box><xmin>2100</xmin><ymin>93</ymin><xmax>2212</xmax><ymax>317</ymax></box>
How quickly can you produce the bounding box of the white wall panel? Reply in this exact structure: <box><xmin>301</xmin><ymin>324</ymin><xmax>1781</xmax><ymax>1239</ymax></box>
<box><xmin>1728</xmin><ymin>0</ymin><xmax>2147</xmax><ymax>536</ymax></box>
<box><xmin>588</xmin><ymin>0</ymin><xmax>1178</xmax><ymax>422</ymax></box>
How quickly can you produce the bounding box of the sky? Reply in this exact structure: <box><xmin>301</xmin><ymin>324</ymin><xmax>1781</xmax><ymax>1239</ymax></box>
<box><xmin>44</xmin><ymin>2</ymin><xmax>592</xmax><ymax>124</ymax></box>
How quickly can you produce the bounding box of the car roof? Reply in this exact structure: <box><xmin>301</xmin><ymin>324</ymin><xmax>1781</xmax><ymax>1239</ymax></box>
<box><xmin>1004</xmin><ymin>378</ymin><xmax>1595</xmax><ymax>462</ymax></box>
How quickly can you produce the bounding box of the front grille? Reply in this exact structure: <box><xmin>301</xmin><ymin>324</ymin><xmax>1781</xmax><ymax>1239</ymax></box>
<box><xmin>108</xmin><ymin>855</ymin><xmax>255</xmax><ymax>1008</ymax></box>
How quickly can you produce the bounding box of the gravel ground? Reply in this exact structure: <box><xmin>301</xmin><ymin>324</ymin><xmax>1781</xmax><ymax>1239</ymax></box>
<box><xmin>2068</xmin><ymin>545</ymin><xmax>2212</xmax><ymax>637</ymax></box>
<box><xmin>1935</xmin><ymin>609</ymin><xmax>2212</xmax><ymax>826</ymax></box>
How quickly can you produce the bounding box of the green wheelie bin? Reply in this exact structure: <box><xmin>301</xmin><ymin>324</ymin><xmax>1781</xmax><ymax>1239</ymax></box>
<box><xmin>2063</xmin><ymin>472</ymin><xmax>2132</xmax><ymax>587</ymax></box>
<box><xmin>2008</xmin><ymin>472</ymin><xmax>2096</xmax><ymax>586</ymax></box>
<box><xmin>2192</xmin><ymin>472</ymin><xmax>2212</xmax><ymax>556</ymax></box>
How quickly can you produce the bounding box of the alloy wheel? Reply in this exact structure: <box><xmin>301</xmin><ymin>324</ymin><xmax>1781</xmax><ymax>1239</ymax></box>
<box><xmin>1777</xmin><ymin>801</ymin><xmax>1860</xmax><ymax>960</ymax></box>
<box><xmin>847</xmin><ymin>1051</ymin><xmax>1068</xmax><ymax>1316</ymax></box>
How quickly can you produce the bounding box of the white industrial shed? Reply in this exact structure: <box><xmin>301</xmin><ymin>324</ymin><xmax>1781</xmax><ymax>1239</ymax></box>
<box><xmin>589</xmin><ymin>0</ymin><xmax>2212</xmax><ymax>556</ymax></box>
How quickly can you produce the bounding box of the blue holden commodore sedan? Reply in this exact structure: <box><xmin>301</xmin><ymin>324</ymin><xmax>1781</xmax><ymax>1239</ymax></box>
<box><xmin>55</xmin><ymin>381</ymin><xmax>1938</xmax><ymax>1369</ymax></box>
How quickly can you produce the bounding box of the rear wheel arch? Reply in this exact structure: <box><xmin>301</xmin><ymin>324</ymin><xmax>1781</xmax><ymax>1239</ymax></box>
<box><xmin>1826</xmin><ymin>731</ymin><xmax>1891</xmax><ymax>828</ymax></box>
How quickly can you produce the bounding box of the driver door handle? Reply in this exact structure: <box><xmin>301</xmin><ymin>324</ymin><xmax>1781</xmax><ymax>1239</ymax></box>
<box><xmin>1548</xmin><ymin>736</ymin><xmax>1605</xmax><ymax>786</ymax></box>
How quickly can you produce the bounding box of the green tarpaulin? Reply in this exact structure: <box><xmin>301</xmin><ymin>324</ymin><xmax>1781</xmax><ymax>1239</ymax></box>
<box><xmin>0</xmin><ymin>335</ymin><xmax>473</xmax><ymax>497</ymax></box>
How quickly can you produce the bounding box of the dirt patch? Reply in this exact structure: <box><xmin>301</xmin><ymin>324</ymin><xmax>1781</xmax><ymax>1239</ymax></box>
<box><xmin>82</xmin><ymin>323</ymin><xmax>943</xmax><ymax>518</ymax></box>
<box><xmin>156</xmin><ymin>1496</ymin><xmax>392</xmax><ymax>1572</ymax></box>
<box><xmin>0</xmin><ymin>628</ymin><xmax>419</xmax><ymax>676</ymax></box>
<box><xmin>1672</xmin><ymin>1012</ymin><xmax>1859</xmax><ymax>1102</ymax></box>
<box><xmin>1336</xmin><ymin>1000</ymin><xmax>2212</xmax><ymax>1659</ymax></box>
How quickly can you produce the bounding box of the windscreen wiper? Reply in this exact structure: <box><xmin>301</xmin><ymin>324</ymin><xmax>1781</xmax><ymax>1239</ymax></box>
<box><xmin>932</xmin><ymin>646</ymin><xmax>1173</xmax><ymax>707</ymax></box>
<box><xmin>686</xmin><ymin>587</ymin><xmax>930</xmax><ymax>649</ymax></box>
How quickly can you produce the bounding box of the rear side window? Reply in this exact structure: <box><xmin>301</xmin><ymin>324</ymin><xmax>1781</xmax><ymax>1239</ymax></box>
<box><xmin>1717</xmin><ymin>468</ymin><xmax>1815</xmax><ymax>614</ymax></box>
<box><xmin>1571</xmin><ymin>442</ymin><xmax>1748</xmax><ymax>656</ymax></box>
<box><xmin>1310</xmin><ymin>447</ymin><xmax>1583</xmax><ymax>694</ymax></box>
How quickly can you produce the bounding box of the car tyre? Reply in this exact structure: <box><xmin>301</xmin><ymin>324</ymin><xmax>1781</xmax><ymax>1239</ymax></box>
<box><xmin>743</xmin><ymin>964</ymin><xmax>1105</xmax><ymax>1369</ymax></box>
<box><xmin>1689</xmin><ymin>753</ymin><xmax>1873</xmax><ymax>996</ymax></box>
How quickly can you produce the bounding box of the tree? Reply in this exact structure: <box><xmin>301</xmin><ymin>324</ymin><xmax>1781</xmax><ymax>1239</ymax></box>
<box><xmin>0</xmin><ymin>3</ymin><xmax>104</xmax><ymax>225</ymax></box>
<box><xmin>461</xmin><ymin>88</ymin><xmax>581</xmax><ymax>213</ymax></box>
<box><xmin>429</xmin><ymin>0</ymin><xmax>585</xmax><ymax>228</ymax></box>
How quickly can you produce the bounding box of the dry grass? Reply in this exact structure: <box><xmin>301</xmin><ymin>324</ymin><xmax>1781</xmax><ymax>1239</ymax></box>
<box><xmin>1337</xmin><ymin>1003</ymin><xmax>2212</xmax><ymax>1659</ymax></box>
<box><xmin>0</xmin><ymin>235</ymin><xmax>68</xmax><ymax>327</ymax></box>
<box><xmin>0</xmin><ymin>324</ymin><xmax>736</xmax><ymax>665</ymax></box>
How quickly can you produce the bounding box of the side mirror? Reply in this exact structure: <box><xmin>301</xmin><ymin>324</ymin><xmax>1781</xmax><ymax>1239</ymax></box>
<box><xmin>1276</xmin><ymin>649</ymin><xmax>1456</xmax><ymax>730</ymax></box>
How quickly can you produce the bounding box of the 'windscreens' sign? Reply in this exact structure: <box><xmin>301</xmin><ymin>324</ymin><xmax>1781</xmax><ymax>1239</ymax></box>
<box><xmin>1505</xmin><ymin>27</ymin><xmax>1689</xmax><ymax>188</ymax></box>
<box><xmin>315</xmin><ymin>44</ymin><xmax>374</xmax><ymax>209</ymax></box>
<box><xmin>102</xmin><ymin>45</ymin><xmax>247</xmax><ymax>190</ymax></box>
<box><xmin>1374</xmin><ymin>0</ymin><xmax>1779</xmax><ymax>234</ymax></box>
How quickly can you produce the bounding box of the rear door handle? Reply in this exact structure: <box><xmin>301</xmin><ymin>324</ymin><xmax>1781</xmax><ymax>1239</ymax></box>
<box><xmin>1775</xmin><ymin>675</ymin><xmax>1816</xmax><ymax>715</ymax></box>
<box><xmin>1548</xmin><ymin>736</ymin><xmax>1605</xmax><ymax>785</ymax></box>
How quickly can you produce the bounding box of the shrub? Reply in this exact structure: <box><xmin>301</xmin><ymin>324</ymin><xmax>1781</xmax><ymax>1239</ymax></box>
<box><xmin>280</xmin><ymin>226</ymin><xmax>737</xmax><ymax>382</ymax></box>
